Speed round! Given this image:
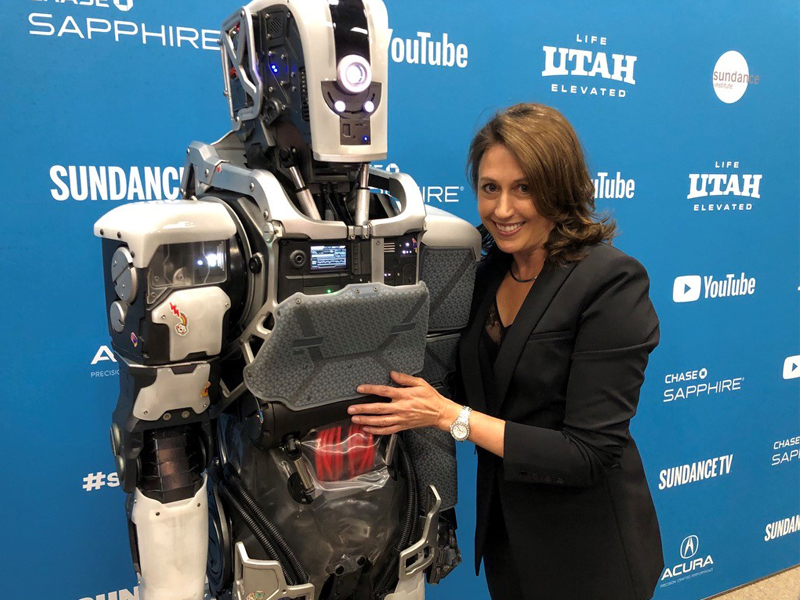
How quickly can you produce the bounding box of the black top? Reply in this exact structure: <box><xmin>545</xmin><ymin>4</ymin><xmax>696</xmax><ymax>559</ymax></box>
<box><xmin>485</xmin><ymin>295</ymin><xmax>508</xmax><ymax>351</ymax></box>
<box><xmin>458</xmin><ymin>243</ymin><xmax>664</xmax><ymax>600</ymax></box>
<box><xmin>479</xmin><ymin>296</ymin><xmax>507</xmax><ymax>417</ymax></box>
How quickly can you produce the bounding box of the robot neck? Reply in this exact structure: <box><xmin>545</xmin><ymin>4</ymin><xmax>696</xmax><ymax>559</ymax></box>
<box><xmin>230</xmin><ymin>127</ymin><xmax>390</xmax><ymax>226</ymax></box>
<box><xmin>248</xmin><ymin>142</ymin><xmax>385</xmax><ymax>226</ymax></box>
<box><xmin>291</xmin><ymin>160</ymin><xmax>378</xmax><ymax>225</ymax></box>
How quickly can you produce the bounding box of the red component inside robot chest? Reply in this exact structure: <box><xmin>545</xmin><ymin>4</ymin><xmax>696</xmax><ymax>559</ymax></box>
<box><xmin>312</xmin><ymin>424</ymin><xmax>378</xmax><ymax>482</ymax></box>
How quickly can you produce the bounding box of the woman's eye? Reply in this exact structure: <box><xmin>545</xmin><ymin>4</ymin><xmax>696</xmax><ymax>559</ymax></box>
<box><xmin>518</xmin><ymin>184</ymin><xmax>530</xmax><ymax>194</ymax></box>
<box><xmin>482</xmin><ymin>183</ymin><xmax>498</xmax><ymax>193</ymax></box>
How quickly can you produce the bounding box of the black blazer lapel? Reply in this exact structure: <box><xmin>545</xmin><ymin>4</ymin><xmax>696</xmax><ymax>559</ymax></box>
<box><xmin>493</xmin><ymin>260</ymin><xmax>578</xmax><ymax>414</ymax></box>
<box><xmin>458</xmin><ymin>266</ymin><xmax>505</xmax><ymax>415</ymax></box>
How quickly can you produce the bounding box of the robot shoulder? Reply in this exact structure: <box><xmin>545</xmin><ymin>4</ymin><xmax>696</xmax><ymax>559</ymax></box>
<box><xmin>421</xmin><ymin>206</ymin><xmax>481</xmax><ymax>259</ymax></box>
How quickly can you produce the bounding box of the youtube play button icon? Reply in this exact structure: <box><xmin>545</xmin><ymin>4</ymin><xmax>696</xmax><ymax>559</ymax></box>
<box><xmin>673</xmin><ymin>275</ymin><xmax>702</xmax><ymax>303</ymax></box>
<box><xmin>783</xmin><ymin>355</ymin><xmax>800</xmax><ymax>380</ymax></box>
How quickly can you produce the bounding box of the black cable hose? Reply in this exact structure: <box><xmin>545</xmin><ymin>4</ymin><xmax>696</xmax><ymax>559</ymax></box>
<box><xmin>221</xmin><ymin>479</ymin><xmax>300</xmax><ymax>585</ymax></box>
<box><xmin>226</xmin><ymin>481</ymin><xmax>300</xmax><ymax>587</ymax></box>
<box><xmin>323</xmin><ymin>188</ymin><xmax>343</xmax><ymax>222</ymax></box>
<box><xmin>403</xmin><ymin>439</ymin><xmax>421</xmax><ymax>573</ymax></box>
<box><xmin>407</xmin><ymin>443</ymin><xmax>421</xmax><ymax>545</ymax></box>
<box><xmin>375</xmin><ymin>441</ymin><xmax>417</xmax><ymax>594</ymax></box>
<box><xmin>375</xmin><ymin>439</ymin><xmax>420</xmax><ymax>596</ymax></box>
<box><xmin>398</xmin><ymin>440</ymin><xmax>418</xmax><ymax>549</ymax></box>
<box><xmin>224</xmin><ymin>469</ymin><xmax>309</xmax><ymax>584</ymax></box>
<box><xmin>226</xmin><ymin>481</ymin><xmax>307</xmax><ymax>586</ymax></box>
<box><xmin>218</xmin><ymin>483</ymin><xmax>298</xmax><ymax>586</ymax></box>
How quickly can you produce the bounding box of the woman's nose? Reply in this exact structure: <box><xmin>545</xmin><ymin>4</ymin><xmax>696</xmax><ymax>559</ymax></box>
<box><xmin>494</xmin><ymin>194</ymin><xmax>515</xmax><ymax>219</ymax></box>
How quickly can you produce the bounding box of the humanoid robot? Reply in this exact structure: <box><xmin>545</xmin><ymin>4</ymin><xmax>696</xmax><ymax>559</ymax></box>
<box><xmin>95</xmin><ymin>1</ymin><xmax>480</xmax><ymax>599</ymax></box>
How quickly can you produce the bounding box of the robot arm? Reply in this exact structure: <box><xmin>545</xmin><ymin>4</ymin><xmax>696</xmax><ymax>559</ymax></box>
<box><xmin>96</xmin><ymin>200</ymin><xmax>240</xmax><ymax>600</ymax></box>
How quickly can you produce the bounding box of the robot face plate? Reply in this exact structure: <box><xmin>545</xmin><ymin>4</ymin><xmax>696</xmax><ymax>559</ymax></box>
<box><xmin>221</xmin><ymin>0</ymin><xmax>390</xmax><ymax>163</ymax></box>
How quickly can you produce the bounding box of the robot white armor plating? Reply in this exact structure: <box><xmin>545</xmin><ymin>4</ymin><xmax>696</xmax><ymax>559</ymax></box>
<box><xmin>95</xmin><ymin>2</ymin><xmax>480</xmax><ymax>599</ymax></box>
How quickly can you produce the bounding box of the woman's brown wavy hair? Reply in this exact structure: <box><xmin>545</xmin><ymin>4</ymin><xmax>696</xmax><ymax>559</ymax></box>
<box><xmin>467</xmin><ymin>103</ymin><xmax>616</xmax><ymax>266</ymax></box>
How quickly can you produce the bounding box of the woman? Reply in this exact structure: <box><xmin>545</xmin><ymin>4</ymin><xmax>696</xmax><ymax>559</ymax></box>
<box><xmin>349</xmin><ymin>103</ymin><xmax>664</xmax><ymax>600</ymax></box>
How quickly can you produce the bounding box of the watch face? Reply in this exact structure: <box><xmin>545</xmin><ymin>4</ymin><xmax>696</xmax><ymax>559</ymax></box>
<box><xmin>452</xmin><ymin>423</ymin><xmax>468</xmax><ymax>440</ymax></box>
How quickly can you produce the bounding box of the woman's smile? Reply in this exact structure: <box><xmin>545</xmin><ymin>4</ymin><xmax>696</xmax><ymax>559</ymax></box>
<box><xmin>492</xmin><ymin>220</ymin><xmax>526</xmax><ymax>236</ymax></box>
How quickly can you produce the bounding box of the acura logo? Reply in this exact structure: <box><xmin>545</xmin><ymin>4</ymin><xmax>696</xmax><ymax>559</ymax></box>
<box><xmin>680</xmin><ymin>535</ymin><xmax>699</xmax><ymax>560</ymax></box>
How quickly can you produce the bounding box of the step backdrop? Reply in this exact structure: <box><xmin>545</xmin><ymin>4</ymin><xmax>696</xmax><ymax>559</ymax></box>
<box><xmin>1</xmin><ymin>1</ymin><xmax>798</xmax><ymax>599</ymax></box>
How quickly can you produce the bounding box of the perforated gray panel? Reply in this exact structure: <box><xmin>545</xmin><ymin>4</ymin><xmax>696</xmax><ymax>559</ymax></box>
<box><xmin>420</xmin><ymin>247</ymin><xmax>477</xmax><ymax>332</ymax></box>
<box><xmin>404</xmin><ymin>428</ymin><xmax>458</xmax><ymax>510</ymax></box>
<box><xmin>244</xmin><ymin>283</ymin><xmax>430</xmax><ymax>408</ymax></box>
<box><xmin>419</xmin><ymin>333</ymin><xmax>460</xmax><ymax>387</ymax></box>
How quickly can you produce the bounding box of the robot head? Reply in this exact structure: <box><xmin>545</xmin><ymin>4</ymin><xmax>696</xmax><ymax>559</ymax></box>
<box><xmin>220</xmin><ymin>0</ymin><xmax>389</xmax><ymax>164</ymax></box>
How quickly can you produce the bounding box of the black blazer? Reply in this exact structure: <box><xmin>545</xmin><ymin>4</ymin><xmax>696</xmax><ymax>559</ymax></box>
<box><xmin>459</xmin><ymin>243</ymin><xmax>663</xmax><ymax>600</ymax></box>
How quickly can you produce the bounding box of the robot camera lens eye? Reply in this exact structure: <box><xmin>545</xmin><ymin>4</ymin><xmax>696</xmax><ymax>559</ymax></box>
<box><xmin>337</xmin><ymin>55</ymin><xmax>372</xmax><ymax>94</ymax></box>
<box><xmin>363</xmin><ymin>100</ymin><xmax>375</xmax><ymax>113</ymax></box>
<box><xmin>334</xmin><ymin>100</ymin><xmax>346</xmax><ymax>113</ymax></box>
<box><xmin>346</xmin><ymin>64</ymin><xmax>367</xmax><ymax>84</ymax></box>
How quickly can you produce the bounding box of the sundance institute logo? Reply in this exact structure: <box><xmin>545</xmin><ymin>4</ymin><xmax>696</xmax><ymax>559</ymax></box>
<box><xmin>712</xmin><ymin>51</ymin><xmax>760</xmax><ymax>104</ymax></box>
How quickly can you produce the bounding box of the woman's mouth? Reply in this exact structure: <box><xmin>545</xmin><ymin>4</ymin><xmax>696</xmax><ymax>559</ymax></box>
<box><xmin>493</xmin><ymin>221</ymin><xmax>524</xmax><ymax>236</ymax></box>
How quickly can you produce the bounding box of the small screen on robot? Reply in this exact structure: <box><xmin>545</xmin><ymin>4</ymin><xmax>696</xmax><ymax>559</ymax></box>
<box><xmin>310</xmin><ymin>244</ymin><xmax>348</xmax><ymax>271</ymax></box>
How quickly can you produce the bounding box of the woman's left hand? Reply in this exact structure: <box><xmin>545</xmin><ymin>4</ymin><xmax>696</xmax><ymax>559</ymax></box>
<box><xmin>349</xmin><ymin>371</ymin><xmax>461</xmax><ymax>435</ymax></box>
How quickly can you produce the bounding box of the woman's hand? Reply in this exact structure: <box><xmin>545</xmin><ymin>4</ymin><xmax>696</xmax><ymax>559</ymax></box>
<box><xmin>349</xmin><ymin>371</ymin><xmax>462</xmax><ymax>435</ymax></box>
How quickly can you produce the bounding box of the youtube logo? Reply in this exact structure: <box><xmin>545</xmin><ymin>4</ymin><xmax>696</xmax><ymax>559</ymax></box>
<box><xmin>783</xmin><ymin>356</ymin><xmax>800</xmax><ymax>380</ymax></box>
<box><xmin>672</xmin><ymin>272</ymin><xmax>757</xmax><ymax>303</ymax></box>
<box><xmin>673</xmin><ymin>275</ymin><xmax>702</xmax><ymax>303</ymax></box>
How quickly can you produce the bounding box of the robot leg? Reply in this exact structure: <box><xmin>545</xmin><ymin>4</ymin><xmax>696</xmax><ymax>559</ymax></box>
<box><xmin>131</xmin><ymin>477</ymin><xmax>209</xmax><ymax>600</ymax></box>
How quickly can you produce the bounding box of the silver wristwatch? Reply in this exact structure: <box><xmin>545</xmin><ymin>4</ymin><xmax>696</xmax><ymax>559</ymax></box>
<box><xmin>449</xmin><ymin>406</ymin><xmax>472</xmax><ymax>442</ymax></box>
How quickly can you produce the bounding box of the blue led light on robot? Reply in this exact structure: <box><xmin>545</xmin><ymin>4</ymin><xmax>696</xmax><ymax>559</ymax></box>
<box><xmin>270</xmin><ymin>64</ymin><xmax>279</xmax><ymax>74</ymax></box>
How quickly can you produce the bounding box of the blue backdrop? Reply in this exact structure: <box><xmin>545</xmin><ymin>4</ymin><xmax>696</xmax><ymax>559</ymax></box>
<box><xmin>1</xmin><ymin>1</ymin><xmax>798</xmax><ymax>599</ymax></box>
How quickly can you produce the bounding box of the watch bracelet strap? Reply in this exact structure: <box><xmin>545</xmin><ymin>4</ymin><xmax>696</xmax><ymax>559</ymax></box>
<box><xmin>450</xmin><ymin>405</ymin><xmax>472</xmax><ymax>439</ymax></box>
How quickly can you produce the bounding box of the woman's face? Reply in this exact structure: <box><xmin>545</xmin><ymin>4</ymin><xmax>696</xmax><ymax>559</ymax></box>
<box><xmin>477</xmin><ymin>144</ymin><xmax>554</xmax><ymax>260</ymax></box>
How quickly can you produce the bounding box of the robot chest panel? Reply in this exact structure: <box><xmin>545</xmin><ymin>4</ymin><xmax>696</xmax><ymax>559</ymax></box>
<box><xmin>275</xmin><ymin>234</ymin><xmax>419</xmax><ymax>301</ymax></box>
